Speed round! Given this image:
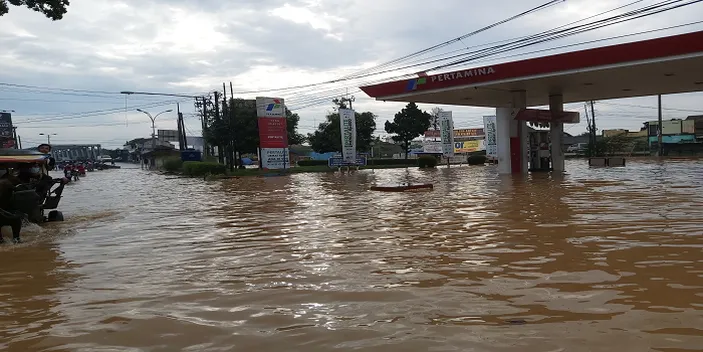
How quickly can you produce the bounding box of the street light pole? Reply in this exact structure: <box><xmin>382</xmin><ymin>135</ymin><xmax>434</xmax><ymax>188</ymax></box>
<box><xmin>39</xmin><ymin>132</ymin><xmax>57</xmax><ymax>144</ymax></box>
<box><xmin>136</xmin><ymin>108</ymin><xmax>172</xmax><ymax>169</ymax></box>
<box><xmin>136</xmin><ymin>108</ymin><xmax>172</xmax><ymax>148</ymax></box>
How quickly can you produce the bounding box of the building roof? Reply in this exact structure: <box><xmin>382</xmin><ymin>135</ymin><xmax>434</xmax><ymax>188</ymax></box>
<box><xmin>360</xmin><ymin>30</ymin><xmax>703</xmax><ymax>108</ymax></box>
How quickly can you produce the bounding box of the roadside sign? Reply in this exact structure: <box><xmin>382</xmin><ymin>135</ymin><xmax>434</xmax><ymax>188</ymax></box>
<box><xmin>328</xmin><ymin>155</ymin><xmax>367</xmax><ymax>167</ymax></box>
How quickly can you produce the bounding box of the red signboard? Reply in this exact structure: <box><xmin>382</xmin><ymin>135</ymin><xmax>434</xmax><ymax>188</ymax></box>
<box><xmin>511</xmin><ymin>108</ymin><xmax>580</xmax><ymax>123</ymax></box>
<box><xmin>455</xmin><ymin>128</ymin><xmax>484</xmax><ymax>137</ymax></box>
<box><xmin>258</xmin><ymin>117</ymin><xmax>288</xmax><ymax>148</ymax></box>
<box><xmin>424</xmin><ymin>130</ymin><xmax>440</xmax><ymax>138</ymax></box>
<box><xmin>424</xmin><ymin>128</ymin><xmax>485</xmax><ymax>138</ymax></box>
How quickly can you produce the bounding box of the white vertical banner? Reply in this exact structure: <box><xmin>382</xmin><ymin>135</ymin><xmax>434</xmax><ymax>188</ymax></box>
<box><xmin>483</xmin><ymin>115</ymin><xmax>498</xmax><ymax>160</ymax></box>
<box><xmin>339</xmin><ymin>108</ymin><xmax>357</xmax><ymax>163</ymax></box>
<box><xmin>439</xmin><ymin>111</ymin><xmax>454</xmax><ymax>157</ymax></box>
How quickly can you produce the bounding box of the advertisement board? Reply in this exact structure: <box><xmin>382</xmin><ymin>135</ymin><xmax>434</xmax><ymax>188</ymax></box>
<box><xmin>662</xmin><ymin>120</ymin><xmax>682</xmax><ymax>135</ymax></box>
<box><xmin>256</xmin><ymin>97</ymin><xmax>289</xmax><ymax>169</ymax></box>
<box><xmin>454</xmin><ymin>140</ymin><xmax>485</xmax><ymax>153</ymax></box>
<box><xmin>454</xmin><ymin>128</ymin><xmax>484</xmax><ymax>138</ymax></box>
<box><xmin>423</xmin><ymin>141</ymin><xmax>442</xmax><ymax>153</ymax></box>
<box><xmin>483</xmin><ymin>115</ymin><xmax>497</xmax><ymax>160</ymax></box>
<box><xmin>439</xmin><ymin>111</ymin><xmax>454</xmax><ymax>157</ymax></box>
<box><xmin>682</xmin><ymin>120</ymin><xmax>696</xmax><ymax>134</ymax></box>
<box><xmin>0</xmin><ymin>112</ymin><xmax>12</xmax><ymax>139</ymax></box>
<box><xmin>339</xmin><ymin>108</ymin><xmax>357</xmax><ymax>163</ymax></box>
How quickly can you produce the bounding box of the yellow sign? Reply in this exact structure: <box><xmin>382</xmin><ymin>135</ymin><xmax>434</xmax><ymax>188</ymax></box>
<box><xmin>454</xmin><ymin>140</ymin><xmax>484</xmax><ymax>153</ymax></box>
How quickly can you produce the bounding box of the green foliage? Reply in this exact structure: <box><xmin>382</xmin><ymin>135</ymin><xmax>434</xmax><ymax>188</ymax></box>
<box><xmin>467</xmin><ymin>155</ymin><xmax>487</xmax><ymax>165</ymax></box>
<box><xmin>418</xmin><ymin>155</ymin><xmax>438</xmax><ymax>168</ymax></box>
<box><xmin>603</xmin><ymin>134</ymin><xmax>632</xmax><ymax>155</ymax></box>
<box><xmin>182</xmin><ymin>161</ymin><xmax>227</xmax><ymax>177</ymax></box>
<box><xmin>124</xmin><ymin>138</ymin><xmax>150</xmax><ymax>149</ymax></box>
<box><xmin>162</xmin><ymin>157</ymin><xmax>183</xmax><ymax>172</ymax></box>
<box><xmin>298</xmin><ymin>159</ymin><xmax>328</xmax><ymax>167</ymax></box>
<box><xmin>308</xmin><ymin>100</ymin><xmax>377</xmax><ymax>154</ymax></box>
<box><xmin>586</xmin><ymin>134</ymin><xmax>634</xmax><ymax>157</ymax></box>
<box><xmin>384</xmin><ymin>102</ymin><xmax>432</xmax><ymax>158</ymax></box>
<box><xmin>0</xmin><ymin>0</ymin><xmax>69</xmax><ymax>20</ymax></box>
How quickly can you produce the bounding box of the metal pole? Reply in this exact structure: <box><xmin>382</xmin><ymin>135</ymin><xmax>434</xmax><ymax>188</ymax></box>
<box><xmin>658</xmin><ymin>94</ymin><xmax>663</xmax><ymax>156</ymax></box>
<box><xmin>137</xmin><ymin>108</ymin><xmax>172</xmax><ymax>168</ymax></box>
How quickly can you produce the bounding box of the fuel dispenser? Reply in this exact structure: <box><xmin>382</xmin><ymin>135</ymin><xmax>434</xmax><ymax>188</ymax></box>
<box><xmin>529</xmin><ymin>130</ymin><xmax>551</xmax><ymax>171</ymax></box>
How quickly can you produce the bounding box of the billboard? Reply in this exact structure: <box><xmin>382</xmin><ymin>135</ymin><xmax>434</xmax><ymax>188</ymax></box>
<box><xmin>157</xmin><ymin>129</ymin><xmax>179</xmax><ymax>142</ymax></box>
<box><xmin>439</xmin><ymin>111</ymin><xmax>454</xmax><ymax>157</ymax></box>
<box><xmin>423</xmin><ymin>141</ymin><xmax>442</xmax><ymax>153</ymax></box>
<box><xmin>454</xmin><ymin>128</ymin><xmax>484</xmax><ymax>138</ymax></box>
<box><xmin>454</xmin><ymin>140</ymin><xmax>485</xmax><ymax>153</ymax></box>
<box><xmin>0</xmin><ymin>112</ymin><xmax>12</xmax><ymax>139</ymax></box>
<box><xmin>682</xmin><ymin>120</ymin><xmax>696</xmax><ymax>134</ymax></box>
<box><xmin>483</xmin><ymin>115</ymin><xmax>497</xmax><ymax>160</ymax></box>
<box><xmin>424</xmin><ymin>130</ymin><xmax>440</xmax><ymax>138</ymax></box>
<box><xmin>256</xmin><ymin>97</ymin><xmax>289</xmax><ymax>169</ymax></box>
<box><xmin>339</xmin><ymin>108</ymin><xmax>357</xmax><ymax>163</ymax></box>
<box><xmin>662</xmin><ymin>120</ymin><xmax>682</xmax><ymax>135</ymax></box>
<box><xmin>425</xmin><ymin>128</ymin><xmax>484</xmax><ymax>138</ymax></box>
<box><xmin>0</xmin><ymin>112</ymin><xmax>14</xmax><ymax>148</ymax></box>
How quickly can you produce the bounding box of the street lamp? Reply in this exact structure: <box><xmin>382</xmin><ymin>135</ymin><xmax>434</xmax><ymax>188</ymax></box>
<box><xmin>39</xmin><ymin>132</ymin><xmax>57</xmax><ymax>144</ymax></box>
<box><xmin>136</xmin><ymin>108</ymin><xmax>172</xmax><ymax>148</ymax></box>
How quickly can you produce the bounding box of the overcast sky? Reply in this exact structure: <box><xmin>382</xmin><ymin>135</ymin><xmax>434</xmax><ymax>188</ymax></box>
<box><xmin>1</xmin><ymin>0</ymin><xmax>702</xmax><ymax>148</ymax></box>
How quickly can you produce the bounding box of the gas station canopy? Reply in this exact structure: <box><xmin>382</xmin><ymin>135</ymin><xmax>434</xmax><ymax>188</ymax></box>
<box><xmin>360</xmin><ymin>30</ymin><xmax>703</xmax><ymax>108</ymax></box>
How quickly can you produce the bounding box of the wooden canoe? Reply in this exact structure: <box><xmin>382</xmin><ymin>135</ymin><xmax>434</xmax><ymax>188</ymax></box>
<box><xmin>370</xmin><ymin>183</ymin><xmax>433</xmax><ymax>192</ymax></box>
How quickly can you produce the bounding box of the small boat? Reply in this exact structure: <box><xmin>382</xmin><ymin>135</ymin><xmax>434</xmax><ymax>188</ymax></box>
<box><xmin>370</xmin><ymin>183</ymin><xmax>433</xmax><ymax>192</ymax></box>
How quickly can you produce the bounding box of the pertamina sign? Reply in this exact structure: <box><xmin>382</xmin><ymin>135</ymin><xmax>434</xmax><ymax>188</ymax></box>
<box><xmin>407</xmin><ymin>66</ymin><xmax>496</xmax><ymax>91</ymax></box>
<box><xmin>430</xmin><ymin>67</ymin><xmax>496</xmax><ymax>83</ymax></box>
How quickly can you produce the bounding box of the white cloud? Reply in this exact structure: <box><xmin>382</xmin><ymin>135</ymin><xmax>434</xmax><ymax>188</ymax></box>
<box><xmin>0</xmin><ymin>0</ymin><xmax>702</xmax><ymax>147</ymax></box>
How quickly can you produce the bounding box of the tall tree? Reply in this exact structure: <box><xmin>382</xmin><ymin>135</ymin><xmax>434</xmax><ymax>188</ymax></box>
<box><xmin>384</xmin><ymin>102</ymin><xmax>432</xmax><ymax>159</ymax></box>
<box><xmin>308</xmin><ymin>101</ymin><xmax>376</xmax><ymax>154</ymax></box>
<box><xmin>430</xmin><ymin>107</ymin><xmax>443</xmax><ymax>132</ymax></box>
<box><xmin>0</xmin><ymin>0</ymin><xmax>69</xmax><ymax>20</ymax></box>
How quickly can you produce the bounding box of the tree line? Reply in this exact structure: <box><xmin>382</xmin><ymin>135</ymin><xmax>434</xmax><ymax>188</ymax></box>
<box><xmin>198</xmin><ymin>93</ymin><xmax>436</xmax><ymax>164</ymax></box>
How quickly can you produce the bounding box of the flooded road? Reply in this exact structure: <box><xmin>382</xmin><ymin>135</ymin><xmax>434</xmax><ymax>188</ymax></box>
<box><xmin>1</xmin><ymin>159</ymin><xmax>702</xmax><ymax>351</ymax></box>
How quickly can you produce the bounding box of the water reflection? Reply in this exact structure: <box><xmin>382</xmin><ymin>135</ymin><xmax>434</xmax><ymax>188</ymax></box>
<box><xmin>1</xmin><ymin>160</ymin><xmax>702</xmax><ymax>351</ymax></box>
<box><xmin>0</xmin><ymin>237</ymin><xmax>78</xmax><ymax>352</ymax></box>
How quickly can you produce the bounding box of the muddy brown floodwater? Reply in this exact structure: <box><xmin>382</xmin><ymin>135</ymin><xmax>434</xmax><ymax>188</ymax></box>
<box><xmin>1</xmin><ymin>159</ymin><xmax>702</xmax><ymax>351</ymax></box>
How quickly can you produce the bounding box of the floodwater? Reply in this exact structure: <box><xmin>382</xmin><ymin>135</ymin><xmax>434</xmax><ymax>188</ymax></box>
<box><xmin>1</xmin><ymin>159</ymin><xmax>702</xmax><ymax>352</ymax></box>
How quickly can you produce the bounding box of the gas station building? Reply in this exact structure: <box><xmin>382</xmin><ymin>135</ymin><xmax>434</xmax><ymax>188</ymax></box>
<box><xmin>360</xmin><ymin>30</ymin><xmax>703</xmax><ymax>174</ymax></box>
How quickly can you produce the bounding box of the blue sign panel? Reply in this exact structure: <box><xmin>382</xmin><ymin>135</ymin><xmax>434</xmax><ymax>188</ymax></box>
<box><xmin>181</xmin><ymin>150</ymin><xmax>202</xmax><ymax>162</ymax></box>
<box><xmin>328</xmin><ymin>155</ymin><xmax>367</xmax><ymax>167</ymax></box>
<box><xmin>648</xmin><ymin>135</ymin><xmax>696</xmax><ymax>145</ymax></box>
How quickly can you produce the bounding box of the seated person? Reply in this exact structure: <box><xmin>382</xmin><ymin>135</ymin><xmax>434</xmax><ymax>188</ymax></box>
<box><xmin>37</xmin><ymin>144</ymin><xmax>56</xmax><ymax>170</ymax></box>
<box><xmin>0</xmin><ymin>174</ymin><xmax>23</xmax><ymax>244</ymax></box>
<box><xmin>16</xmin><ymin>163</ymin><xmax>66</xmax><ymax>200</ymax></box>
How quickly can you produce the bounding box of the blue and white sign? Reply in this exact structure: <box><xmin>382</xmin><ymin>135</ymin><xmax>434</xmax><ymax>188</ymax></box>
<box><xmin>328</xmin><ymin>155</ymin><xmax>367</xmax><ymax>167</ymax></box>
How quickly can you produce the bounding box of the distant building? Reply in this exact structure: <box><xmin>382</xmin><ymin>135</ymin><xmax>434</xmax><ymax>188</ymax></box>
<box><xmin>685</xmin><ymin>115</ymin><xmax>703</xmax><ymax>140</ymax></box>
<box><xmin>601</xmin><ymin>129</ymin><xmax>648</xmax><ymax>138</ymax></box>
<box><xmin>645</xmin><ymin>119</ymin><xmax>697</xmax><ymax>146</ymax></box>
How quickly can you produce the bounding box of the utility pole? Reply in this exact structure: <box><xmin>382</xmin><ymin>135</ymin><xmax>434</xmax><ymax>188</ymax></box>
<box><xmin>657</xmin><ymin>94</ymin><xmax>663</xmax><ymax>156</ymax></box>
<box><xmin>590</xmin><ymin>100</ymin><xmax>597</xmax><ymax>156</ymax></box>
<box><xmin>195</xmin><ymin>96</ymin><xmax>210</xmax><ymax>158</ymax></box>
<box><xmin>12</xmin><ymin>127</ymin><xmax>18</xmax><ymax>149</ymax></box>
<box><xmin>336</xmin><ymin>95</ymin><xmax>355</xmax><ymax>110</ymax></box>
<box><xmin>176</xmin><ymin>103</ymin><xmax>185</xmax><ymax>150</ymax></box>
<box><xmin>121</xmin><ymin>90</ymin><xmax>214</xmax><ymax>159</ymax></box>
<box><xmin>213</xmin><ymin>91</ymin><xmax>223</xmax><ymax>164</ymax></box>
<box><xmin>229</xmin><ymin>81</ymin><xmax>240</xmax><ymax>169</ymax></box>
